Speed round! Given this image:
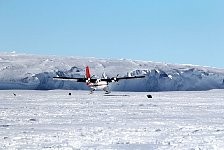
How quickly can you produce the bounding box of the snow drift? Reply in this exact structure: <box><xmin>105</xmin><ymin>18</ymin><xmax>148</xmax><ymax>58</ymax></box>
<box><xmin>0</xmin><ymin>52</ymin><xmax>224</xmax><ymax>91</ymax></box>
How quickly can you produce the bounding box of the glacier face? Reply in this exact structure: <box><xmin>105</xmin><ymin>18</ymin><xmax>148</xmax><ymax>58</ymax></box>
<box><xmin>0</xmin><ymin>52</ymin><xmax>224</xmax><ymax>91</ymax></box>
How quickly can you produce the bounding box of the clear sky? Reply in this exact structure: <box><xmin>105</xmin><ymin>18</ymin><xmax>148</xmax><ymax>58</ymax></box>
<box><xmin>0</xmin><ymin>0</ymin><xmax>223</xmax><ymax>68</ymax></box>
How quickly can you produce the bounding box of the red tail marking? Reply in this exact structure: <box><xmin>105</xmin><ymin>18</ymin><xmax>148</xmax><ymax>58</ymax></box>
<box><xmin>85</xmin><ymin>66</ymin><xmax>91</xmax><ymax>78</ymax></box>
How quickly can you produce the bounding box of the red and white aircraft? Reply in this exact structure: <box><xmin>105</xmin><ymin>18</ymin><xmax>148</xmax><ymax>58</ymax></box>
<box><xmin>53</xmin><ymin>66</ymin><xmax>145</xmax><ymax>94</ymax></box>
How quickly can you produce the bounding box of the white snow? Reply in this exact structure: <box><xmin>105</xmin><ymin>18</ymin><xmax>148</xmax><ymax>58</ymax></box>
<box><xmin>0</xmin><ymin>90</ymin><xmax>224</xmax><ymax>149</ymax></box>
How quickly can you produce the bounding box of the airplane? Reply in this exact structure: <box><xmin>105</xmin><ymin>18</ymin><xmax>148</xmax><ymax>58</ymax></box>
<box><xmin>53</xmin><ymin>66</ymin><xmax>145</xmax><ymax>94</ymax></box>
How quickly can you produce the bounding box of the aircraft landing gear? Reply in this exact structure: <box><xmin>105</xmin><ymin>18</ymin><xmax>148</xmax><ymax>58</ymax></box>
<box><xmin>105</xmin><ymin>91</ymin><xmax>111</xmax><ymax>94</ymax></box>
<box><xmin>90</xmin><ymin>88</ymin><xmax>95</xmax><ymax>94</ymax></box>
<box><xmin>103</xmin><ymin>87</ymin><xmax>111</xmax><ymax>94</ymax></box>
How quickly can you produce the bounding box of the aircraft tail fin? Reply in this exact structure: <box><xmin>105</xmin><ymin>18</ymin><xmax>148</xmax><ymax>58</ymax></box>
<box><xmin>85</xmin><ymin>66</ymin><xmax>91</xmax><ymax>78</ymax></box>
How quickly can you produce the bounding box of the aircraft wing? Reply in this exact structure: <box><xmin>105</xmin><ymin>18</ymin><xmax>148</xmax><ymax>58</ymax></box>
<box><xmin>53</xmin><ymin>75</ymin><xmax>145</xmax><ymax>82</ymax></box>
<box><xmin>115</xmin><ymin>75</ymin><xmax>145</xmax><ymax>80</ymax></box>
<box><xmin>101</xmin><ymin>75</ymin><xmax>145</xmax><ymax>82</ymax></box>
<box><xmin>53</xmin><ymin>76</ymin><xmax>97</xmax><ymax>82</ymax></box>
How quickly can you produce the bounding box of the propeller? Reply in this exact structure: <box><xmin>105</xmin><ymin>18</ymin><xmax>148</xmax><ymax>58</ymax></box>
<box><xmin>111</xmin><ymin>74</ymin><xmax>119</xmax><ymax>82</ymax></box>
<box><xmin>85</xmin><ymin>75</ymin><xmax>95</xmax><ymax>83</ymax></box>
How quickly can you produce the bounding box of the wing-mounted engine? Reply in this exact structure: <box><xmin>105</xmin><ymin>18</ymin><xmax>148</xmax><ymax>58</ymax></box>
<box><xmin>111</xmin><ymin>74</ymin><xmax>119</xmax><ymax>82</ymax></box>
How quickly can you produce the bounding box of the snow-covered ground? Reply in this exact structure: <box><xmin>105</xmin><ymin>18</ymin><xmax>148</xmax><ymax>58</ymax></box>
<box><xmin>1</xmin><ymin>90</ymin><xmax>224</xmax><ymax>149</ymax></box>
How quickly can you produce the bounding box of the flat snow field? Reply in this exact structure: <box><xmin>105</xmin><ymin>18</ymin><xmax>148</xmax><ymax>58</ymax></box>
<box><xmin>0</xmin><ymin>90</ymin><xmax>224</xmax><ymax>150</ymax></box>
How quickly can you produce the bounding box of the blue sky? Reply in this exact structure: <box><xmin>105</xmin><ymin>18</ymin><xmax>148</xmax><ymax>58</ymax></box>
<box><xmin>0</xmin><ymin>0</ymin><xmax>224</xmax><ymax>68</ymax></box>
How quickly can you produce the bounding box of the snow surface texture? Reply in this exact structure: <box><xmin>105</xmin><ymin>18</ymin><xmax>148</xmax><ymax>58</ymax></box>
<box><xmin>0</xmin><ymin>90</ymin><xmax>224</xmax><ymax>149</ymax></box>
<box><xmin>1</xmin><ymin>52</ymin><xmax>224</xmax><ymax>91</ymax></box>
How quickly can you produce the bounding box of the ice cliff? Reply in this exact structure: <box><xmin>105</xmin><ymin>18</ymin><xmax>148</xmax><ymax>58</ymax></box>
<box><xmin>1</xmin><ymin>52</ymin><xmax>224</xmax><ymax>91</ymax></box>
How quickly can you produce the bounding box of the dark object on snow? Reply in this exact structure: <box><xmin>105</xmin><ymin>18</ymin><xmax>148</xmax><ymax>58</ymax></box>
<box><xmin>29</xmin><ymin>118</ymin><xmax>36</xmax><ymax>122</ymax></box>
<box><xmin>13</xmin><ymin>93</ymin><xmax>16</xmax><ymax>96</ymax></box>
<box><xmin>147</xmin><ymin>94</ymin><xmax>152</xmax><ymax>98</ymax></box>
<box><xmin>0</xmin><ymin>125</ymin><xmax>10</xmax><ymax>127</ymax></box>
<box><xmin>69</xmin><ymin>93</ymin><xmax>71</xmax><ymax>95</ymax></box>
